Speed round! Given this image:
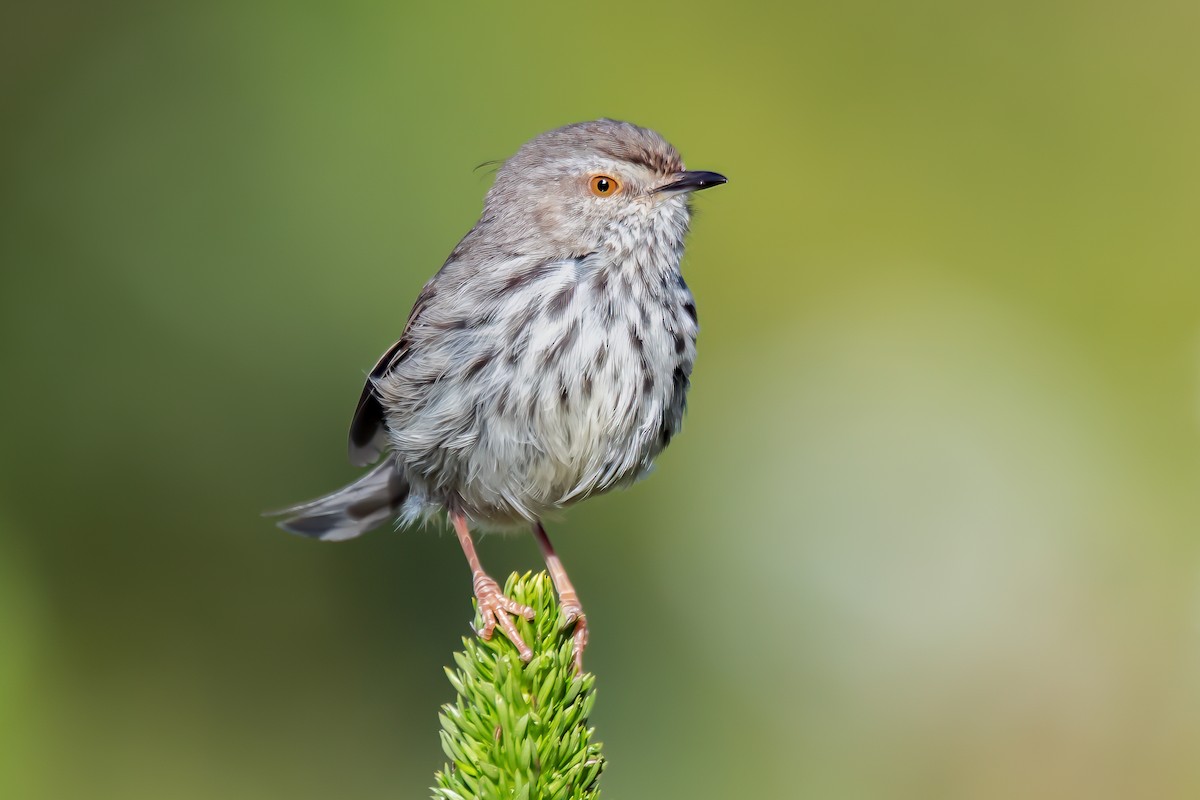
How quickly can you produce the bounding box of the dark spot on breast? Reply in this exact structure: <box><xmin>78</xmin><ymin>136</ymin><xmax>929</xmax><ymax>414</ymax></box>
<box><xmin>496</xmin><ymin>386</ymin><xmax>510</xmax><ymax>416</ymax></box>
<box><xmin>673</xmin><ymin>333</ymin><xmax>686</xmax><ymax>354</ymax></box>
<box><xmin>582</xmin><ymin>373</ymin><xmax>593</xmax><ymax>399</ymax></box>
<box><xmin>505</xmin><ymin>305</ymin><xmax>539</xmax><ymax>365</ymax></box>
<box><xmin>592</xmin><ymin>268</ymin><xmax>610</xmax><ymax>296</ymax></box>
<box><xmin>594</xmin><ymin>346</ymin><xmax>609</xmax><ymax>370</ymax></box>
<box><xmin>509</xmin><ymin>326</ymin><xmax>533</xmax><ymax>366</ymax></box>
<box><xmin>502</xmin><ymin>271</ymin><xmax>531</xmax><ymax>292</ymax></box>
<box><xmin>640</xmin><ymin>303</ymin><xmax>652</xmax><ymax>326</ymax></box>
<box><xmin>541</xmin><ymin>320</ymin><xmax>579</xmax><ymax>368</ymax></box>
<box><xmin>502</xmin><ymin>260</ymin><xmax>559</xmax><ymax>293</ymax></box>
<box><xmin>683</xmin><ymin>301</ymin><xmax>698</xmax><ymax>324</ymax></box>
<box><xmin>628</xmin><ymin>324</ymin><xmax>645</xmax><ymax>354</ymax></box>
<box><xmin>431</xmin><ymin>317</ymin><xmax>470</xmax><ymax>331</ymax></box>
<box><xmin>547</xmin><ymin>282</ymin><xmax>576</xmax><ymax>318</ymax></box>
<box><xmin>642</xmin><ymin>373</ymin><xmax>655</xmax><ymax>395</ymax></box>
<box><xmin>514</xmin><ymin>302</ymin><xmax>539</xmax><ymax>330</ymax></box>
<box><xmin>464</xmin><ymin>351</ymin><xmax>496</xmax><ymax>379</ymax></box>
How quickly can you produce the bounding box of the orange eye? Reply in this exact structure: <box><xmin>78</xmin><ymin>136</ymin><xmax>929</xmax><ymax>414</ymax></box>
<box><xmin>588</xmin><ymin>175</ymin><xmax>621</xmax><ymax>197</ymax></box>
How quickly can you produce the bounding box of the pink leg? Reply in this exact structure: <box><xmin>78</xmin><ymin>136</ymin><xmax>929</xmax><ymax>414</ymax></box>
<box><xmin>532</xmin><ymin>522</ymin><xmax>588</xmax><ymax>672</ymax></box>
<box><xmin>452</xmin><ymin>512</ymin><xmax>534</xmax><ymax>661</ymax></box>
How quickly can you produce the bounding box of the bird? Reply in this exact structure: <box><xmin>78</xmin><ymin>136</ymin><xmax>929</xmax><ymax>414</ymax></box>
<box><xmin>271</xmin><ymin>119</ymin><xmax>726</xmax><ymax>671</ymax></box>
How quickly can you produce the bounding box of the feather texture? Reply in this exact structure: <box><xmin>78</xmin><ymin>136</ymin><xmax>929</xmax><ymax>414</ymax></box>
<box><xmin>274</xmin><ymin>119</ymin><xmax>723</xmax><ymax>536</ymax></box>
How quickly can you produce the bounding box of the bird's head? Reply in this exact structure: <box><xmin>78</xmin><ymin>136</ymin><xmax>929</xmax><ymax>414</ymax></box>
<box><xmin>482</xmin><ymin>119</ymin><xmax>726</xmax><ymax>261</ymax></box>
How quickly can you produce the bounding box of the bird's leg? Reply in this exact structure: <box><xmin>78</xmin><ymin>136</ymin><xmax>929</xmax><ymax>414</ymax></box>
<box><xmin>452</xmin><ymin>512</ymin><xmax>534</xmax><ymax>661</ymax></box>
<box><xmin>532</xmin><ymin>522</ymin><xmax>588</xmax><ymax>673</ymax></box>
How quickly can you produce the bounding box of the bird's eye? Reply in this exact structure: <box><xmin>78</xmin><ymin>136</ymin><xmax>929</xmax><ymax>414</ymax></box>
<box><xmin>588</xmin><ymin>175</ymin><xmax>621</xmax><ymax>197</ymax></box>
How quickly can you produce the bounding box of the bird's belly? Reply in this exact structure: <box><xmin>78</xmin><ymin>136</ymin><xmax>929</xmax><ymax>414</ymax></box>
<box><xmin>385</xmin><ymin>262</ymin><xmax>697</xmax><ymax>527</ymax></box>
<box><xmin>460</xmin><ymin>300</ymin><xmax>694</xmax><ymax>522</ymax></box>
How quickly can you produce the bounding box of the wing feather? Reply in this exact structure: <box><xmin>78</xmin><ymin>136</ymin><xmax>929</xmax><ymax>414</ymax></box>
<box><xmin>347</xmin><ymin>280</ymin><xmax>437</xmax><ymax>466</ymax></box>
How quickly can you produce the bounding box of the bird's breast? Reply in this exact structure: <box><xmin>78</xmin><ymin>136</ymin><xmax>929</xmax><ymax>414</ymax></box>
<box><xmin>505</xmin><ymin>258</ymin><xmax>697</xmax><ymax>502</ymax></box>
<box><xmin>382</xmin><ymin>254</ymin><xmax>697</xmax><ymax>524</ymax></box>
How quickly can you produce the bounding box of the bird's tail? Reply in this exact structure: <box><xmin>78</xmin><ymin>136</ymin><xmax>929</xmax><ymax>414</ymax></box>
<box><xmin>268</xmin><ymin>458</ymin><xmax>409</xmax><ymax>541</ymax></box>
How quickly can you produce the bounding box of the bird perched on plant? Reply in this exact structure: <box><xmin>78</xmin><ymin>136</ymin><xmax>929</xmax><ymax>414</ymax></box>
<box><xmin>272</xmin><ymin>119</ymin><xmax>726</xmax><ymax>671</ymax></box>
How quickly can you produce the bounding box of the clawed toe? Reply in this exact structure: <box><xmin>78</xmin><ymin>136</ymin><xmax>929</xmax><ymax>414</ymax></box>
<box><xmin>473</xmin><ymin>574</ymin><xmax>534</xmax><ymax>661</ymax></box>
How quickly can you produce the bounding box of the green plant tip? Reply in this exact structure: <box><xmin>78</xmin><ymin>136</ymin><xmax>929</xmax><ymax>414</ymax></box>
<box><xmin>432</xmin><ymin>572</ymin><xmax>605</xmax><ymax>800</ymax></box>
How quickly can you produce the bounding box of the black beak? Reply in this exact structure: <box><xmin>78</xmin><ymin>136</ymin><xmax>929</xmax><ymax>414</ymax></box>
<box><xmin>657</xmin><ymin>170</ymin><xmax>728</xmax><ymax>194</ymax></box>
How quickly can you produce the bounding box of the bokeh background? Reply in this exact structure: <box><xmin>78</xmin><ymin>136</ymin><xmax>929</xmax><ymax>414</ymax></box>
<box><xmin>3</xmin><ymin>1</ymin><xmax>1199</xmax><ymax>797</ymax></box>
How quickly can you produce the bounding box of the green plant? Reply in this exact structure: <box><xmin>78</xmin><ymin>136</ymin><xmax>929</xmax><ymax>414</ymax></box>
<box><xmin>433</xmin><ymin>572</ymin><xmax>605</xmax><ymax>800</ymax></box>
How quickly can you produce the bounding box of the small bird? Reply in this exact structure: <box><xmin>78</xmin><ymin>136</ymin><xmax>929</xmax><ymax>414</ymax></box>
<box><xmin>272</xmin><ymin>119</ymin><xmax>726</xmax><ymax>670</ymax></box>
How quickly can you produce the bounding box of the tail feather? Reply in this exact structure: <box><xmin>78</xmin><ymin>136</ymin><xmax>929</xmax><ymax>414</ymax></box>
<box><xmin>269</xmin><ymin>458</ymin><xmax>409</xmax><ymax>542</ymax></box>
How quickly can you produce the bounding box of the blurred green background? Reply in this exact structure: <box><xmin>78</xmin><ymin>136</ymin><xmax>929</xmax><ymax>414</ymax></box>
<box><xmin>2</xmin><ymin>1</ymin><xmax>1198</xmax><ymax>798</ymax></box>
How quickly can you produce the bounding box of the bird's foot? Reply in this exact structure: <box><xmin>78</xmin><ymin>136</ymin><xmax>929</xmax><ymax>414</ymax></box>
<box><xmin>473</xmin><ymin>572</ymin><xmax>535</xmax><ymax>661</ymax></box>
<box><xmin>559</xmin><ymin>593</ymin><xmax>589</xmax><ymax>673</ymax></box>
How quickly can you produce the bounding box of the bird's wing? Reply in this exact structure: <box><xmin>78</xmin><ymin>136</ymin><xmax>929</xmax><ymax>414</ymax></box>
<box><xmin>347</xmin><ymin>252</ymin><xmax>585</xmax><ymax>466</ymax></box>
<box><xmin>347</xmin><ymin>280</ymin><xmax>438</xmax><ymax>466</ymax></box>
